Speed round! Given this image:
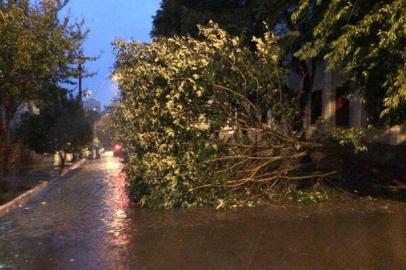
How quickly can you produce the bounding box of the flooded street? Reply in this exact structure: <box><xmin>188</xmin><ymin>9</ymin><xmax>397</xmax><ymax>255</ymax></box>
<box><xmin>0</xmin><ymin>153</ymin><xmax>405</xmax><ymax>270</ymax></box>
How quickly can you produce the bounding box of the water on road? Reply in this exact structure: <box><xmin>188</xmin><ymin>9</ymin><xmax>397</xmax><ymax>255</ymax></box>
<box><xmin>0</xmin><ymin>153</ymin><xmax>405</xmax><ymax>270</ymax></box>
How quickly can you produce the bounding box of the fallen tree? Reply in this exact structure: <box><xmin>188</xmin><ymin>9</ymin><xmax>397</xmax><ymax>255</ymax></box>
<box><xmin>111</xmin><ymin>23</ymin><xmax>363</xmax><ymax>209</ymax></box>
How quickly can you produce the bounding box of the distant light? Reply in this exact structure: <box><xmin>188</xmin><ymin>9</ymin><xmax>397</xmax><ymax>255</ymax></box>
<box><xmin>114</xmin><ymin>144</ymin><xmax>121</xmax><ymax>151</ymax></box>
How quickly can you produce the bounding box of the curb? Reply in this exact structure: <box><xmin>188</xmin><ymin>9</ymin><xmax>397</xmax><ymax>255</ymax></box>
<box><xmin>61</xmin><ymin>159</ymin><xmax>87</xmax><ymax>177</ymax></box>
<box><xmin>0</xmin><ymin>158</ymin><xmax>87</xmax><ymax>219</ymax></box>
<box><xmin>0</xmin><ymin>181</ymin><xmax>49</xmax><ymax>218</ymax></box>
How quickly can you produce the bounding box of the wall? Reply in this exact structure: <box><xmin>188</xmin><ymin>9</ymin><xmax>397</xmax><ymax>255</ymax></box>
<box><xmin>304</xmin><ymin>61</ymin><xmax>406</xmax><ymax>145</ymax></box>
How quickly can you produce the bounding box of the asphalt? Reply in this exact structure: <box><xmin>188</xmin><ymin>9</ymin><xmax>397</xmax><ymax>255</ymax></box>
<box><xmin>0</xmin><ymin>152</ymin><xmax>405</xmax><ymax>270</ymax></box>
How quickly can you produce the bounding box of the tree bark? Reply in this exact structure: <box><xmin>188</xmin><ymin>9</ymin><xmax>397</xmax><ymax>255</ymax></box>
<box><xmin>0</xmin><ymin>96</ymin><xmax>18</xmax><ymax>183</ymax></box>
<box><xmin>293</xmin><ymin>59</ymin><xmax>316</xmax><ymax>132</ymax></box>
<box><xmin>0</xmin><ymin>137</ymin><xmax>5</xmax><ymax>186</ymax></box>
<box><xmin>0</xmin><ymin>119</ymin><xmax>11</xmax><ymax>186</ymax></box>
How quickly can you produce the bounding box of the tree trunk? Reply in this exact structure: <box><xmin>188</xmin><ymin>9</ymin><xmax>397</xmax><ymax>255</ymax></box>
<box><xmin>0</xmin><ymin>96</ymin><xmax>17</xmax><ymax>184</ymax></box>
<box><xmin>293</xmin><ymin>59</ymin><xmax>318</xmax><ymax>187</ymax></box>
<box><xmin>0</xmin><ymin>138</ymin><xmax>5</xmax><ymax>188</ymax></box>
<box><xmin>0</xmin><ymin>110</ymin><xmax>11</xmax><ymax>185</ymax></box>
<box><xmin>293</xmin><ymin>59</ymin><xmax>317</xmax><ymax>133</ymax></box>
<box><xmin>0</xmin><ymin>122</ymin><xmax>11</xmax><ymax>187</ymax></box>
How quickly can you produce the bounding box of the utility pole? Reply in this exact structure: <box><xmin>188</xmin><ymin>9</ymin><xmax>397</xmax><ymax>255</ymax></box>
<box><xmin>76</xmin><ymin>54</ymin><xmax>97</xmax><ymax>104</ymax></box>
<box><xmin>77</xmin><ymin>56</ymin><xmax>84</xmax><ymax>104</ymax></box>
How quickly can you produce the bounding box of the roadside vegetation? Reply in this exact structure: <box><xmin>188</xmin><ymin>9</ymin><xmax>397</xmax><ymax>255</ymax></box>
<box><xmin>18</xmin><ymin>93</ymin><xmax>93</xmax><ymax>172</ymax></box>
<box><xmin>111</xmin><ymin>0</ymin><xmax>405</xmax><ymax>209</ymax></box>
<box><xmin>0</xmin><ymin>0</ymin><xmax>92</xmax><ymax>200</ymax></box>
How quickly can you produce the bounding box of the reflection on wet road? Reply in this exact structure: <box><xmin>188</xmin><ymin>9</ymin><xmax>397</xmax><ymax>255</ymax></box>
<box><xmin>0</xmin><ymin>153</ymin><xmax>405</xmax><ymax>269</ymax></box>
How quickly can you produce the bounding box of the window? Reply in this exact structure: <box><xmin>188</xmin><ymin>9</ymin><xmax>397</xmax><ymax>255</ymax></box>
<box><xmin>335</xmin><ymin>87</ymin><xmax>350</xmax><ymax>126</ymax></box>
<box><xmin>311</xmin><ymin>90</ymin><xmax>322</xmax><ymax>125</ymax></box>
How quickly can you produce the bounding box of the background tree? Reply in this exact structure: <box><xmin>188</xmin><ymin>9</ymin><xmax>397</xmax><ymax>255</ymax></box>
<box><xmin>95</xmin><ymin>112</ymin><xmax>112</xmax><ymax>148</ymax></box>
<box><xmin>0</xmin><ymin>0</ymin><xmax>88</xmax><ymax>181</ymax></box>
<box><xmin>151</xmin><ymin>0</ymin><xmax>330</xmax><ymax>131</ymax></box>
<box><xmin>18</xmin><ymin>94</ymin><xmax>93</xmax><ymax>171</ymax></box>
<box><xmin>152</xmin><ymin>0</ymin><xmax>296</xmax><ymax>42</ymax></box>
<box><xmin>152</xmin><ymin>0</ymin><xmax>406</xmax><ymax>127</ymax></box>
<box><xmin>294</xmin><ymin>0</ymin><xmax>406</xmax><ymax>125</ymax></box>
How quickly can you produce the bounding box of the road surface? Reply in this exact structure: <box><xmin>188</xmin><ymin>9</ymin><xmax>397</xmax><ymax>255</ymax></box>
<box><xmin>0</xmin><ymin>153</ymin><xmax>405</xmax><ymax>269</ymax></box>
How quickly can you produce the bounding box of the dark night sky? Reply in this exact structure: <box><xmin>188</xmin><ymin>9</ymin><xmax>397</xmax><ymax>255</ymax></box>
<box><xmin>61</xmin><ymin>0</ymin><xmax>161</xmax><ymax>108</ymax></box>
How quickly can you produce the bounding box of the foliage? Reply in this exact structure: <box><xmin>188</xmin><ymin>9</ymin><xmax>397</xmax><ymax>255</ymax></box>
<box><xmin>0</xmin><ymin>0</ymin><xmax>86</xmax><ymax>106</ymax></box>
<box><xmin>18</xmin><ymin>94</ymin><xmax>93</xmax><ymax>169</ymax></box>
<box><xmin>0</xmin><ymin>0</ymin><xmax>88</xmax><ymax>180</ymax></box>
<box><xmin>287</xmin><ymin>183</ymin><xmax>329</xmax><ymax>204</ymax></box>
<box><xmin>95</xmin><ymin>112</ymin><xmax>112</xmax><ymax>147</ymax></box>
<box><xmin>151</xmin><ymin>0</ymin><xmax>331</xmax><ymax>132</ymax></box>
<box><xmin>312</xmin><ymin>120</ymin><xmax>367</xmax><ymax>153</ymax></box>
<box><xmin>153</xmin><ymin>0</ymin><xmax>406</xmax><ymax>125</ymax></box>
<box><xmin>152</xmin><ymin>0</ymin><xmax>296</xmax><ymax>42</ymax></box>
<box><xmin>294</xmin><ymin>0</ymin><xmax>406</xmax><ymax>124</ymax></box>
<box><xmin>111</xmin><ymin>23</ymin><xmax>337</xmax><ymax>209</ymax></box>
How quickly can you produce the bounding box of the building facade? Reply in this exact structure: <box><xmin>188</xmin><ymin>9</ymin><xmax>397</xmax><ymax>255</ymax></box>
<box><xmin>302</xmin><ymin>61</ymin><xmax>405</xmax><ymax>145</ymax></box>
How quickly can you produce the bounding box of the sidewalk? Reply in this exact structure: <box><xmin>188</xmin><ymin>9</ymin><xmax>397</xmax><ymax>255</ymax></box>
<box><xmin>1</xmin><ymin>156</ymin><xmax>70</xmax><ymax>205</ymax></box>
<box><xmin>5</xmin><ymin>157</ymin><xmax>58</xmax><ymax>184</ymax></box>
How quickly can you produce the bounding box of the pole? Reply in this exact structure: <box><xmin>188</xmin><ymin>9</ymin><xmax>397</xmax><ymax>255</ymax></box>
<box><xmin>78</xmin><ymin>62</ymin><xmax>83</xmax><ymax>103</ymax></box>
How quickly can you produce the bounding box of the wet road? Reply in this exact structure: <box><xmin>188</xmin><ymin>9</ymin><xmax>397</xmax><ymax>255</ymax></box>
<box><xmin>0</xmin><ymin>153</ymin><xmax>405</xmax><ymax>270</ymax></box>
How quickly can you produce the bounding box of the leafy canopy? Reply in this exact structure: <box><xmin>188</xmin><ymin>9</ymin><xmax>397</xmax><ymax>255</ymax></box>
<box><xmin>152</xmin><ymin>0</ymin><xmax>295</xmax><ymax>42</ymax></box>
<box><xmin>18</xmin><ymin>94</ymin><xmax>93</xmax><ymax>158</ymax></box>
<box><xmin>294</xmin><ymin>0</ymin><xmax>406</xmax><ymax>124</ymax></box>
<box><xmin>0</xmin><ymin>0</ymin><xmax>86</xmax><ymax>107</ymax></box>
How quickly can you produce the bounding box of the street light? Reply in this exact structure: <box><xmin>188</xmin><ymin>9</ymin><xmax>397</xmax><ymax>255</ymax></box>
<box><xmin>75</xmin><ymin>53</ymin><xmax>96</xmax><ymax>102</ymax></box>
<box><xmin>83</xmin><ymin>89</ymin><xmax>92</xmax><ymax>97</ymax></box>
